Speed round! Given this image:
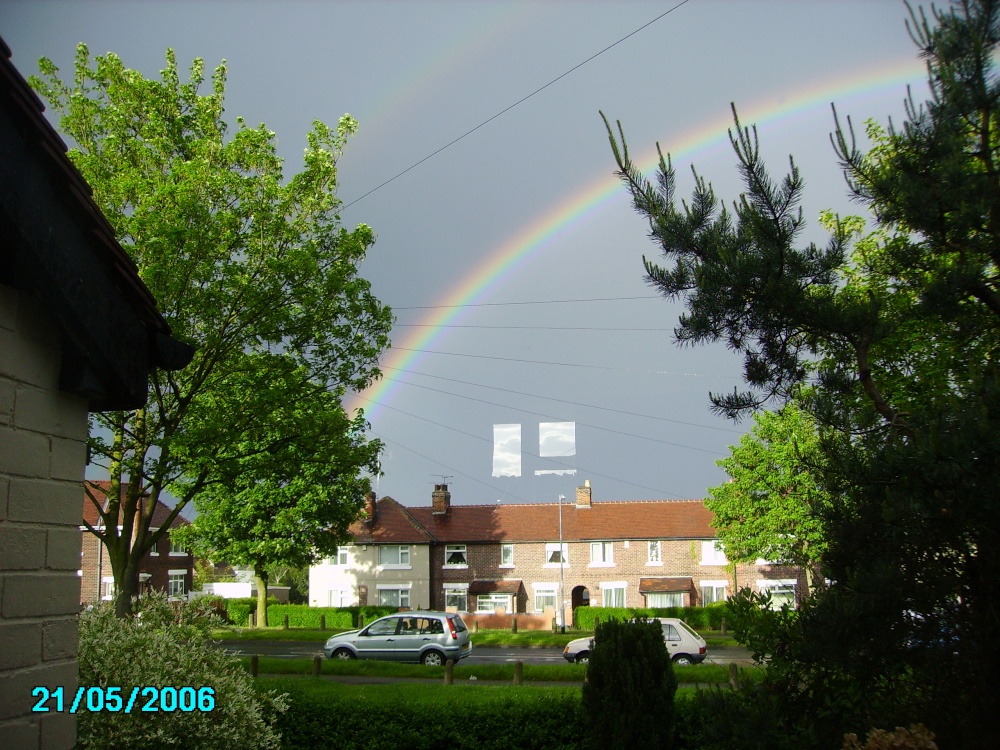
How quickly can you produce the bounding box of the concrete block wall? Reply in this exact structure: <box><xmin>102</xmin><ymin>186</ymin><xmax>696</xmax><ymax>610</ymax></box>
<box><xmin>1</xmin><ymin>284</ymin><xmax>88</xmax><ymax>749</ymax></box>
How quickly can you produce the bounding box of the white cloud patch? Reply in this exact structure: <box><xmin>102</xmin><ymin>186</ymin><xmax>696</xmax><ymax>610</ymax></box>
<box><xmin>539</xmin><ymin>422</ymin><xmax>576</xmax><ymax>457</ymax></box>
<box><xmin>492</xmin><ymin>424</ymin><xmax>522</xmax><ymax>477</ymax></box>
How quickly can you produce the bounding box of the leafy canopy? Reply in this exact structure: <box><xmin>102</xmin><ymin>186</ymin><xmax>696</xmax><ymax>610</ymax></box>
<box><xmin>31</xmin><ymin>45</ymin><xmax>392</xmax><ymax>615</ymax></box>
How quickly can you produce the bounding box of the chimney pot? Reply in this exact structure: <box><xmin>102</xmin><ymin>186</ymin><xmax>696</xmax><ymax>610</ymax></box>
<box><xmin>364</xmin><ymin>492</ymin><xmax>377</xmax><ymax>524</ymax></box>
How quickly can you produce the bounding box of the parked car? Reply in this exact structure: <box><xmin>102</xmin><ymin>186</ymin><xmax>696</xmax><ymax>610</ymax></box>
<box><xmin>323</xmin><ymin>611</ymin><xmax>472</xmax><ymax>666</ymax></box>
<box><xmin>562</xmin><ymin>617</ymin><xmax>707</xmax><ymax>665</ymax></box>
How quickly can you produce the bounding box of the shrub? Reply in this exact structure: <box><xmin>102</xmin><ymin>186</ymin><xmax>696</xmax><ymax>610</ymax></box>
<box><xmin>266</xmin><ymin>604</ymin><xmax>353</xmax><ymax>629</ymax></box>
<box><xmin>582</xmin><ymin>618</ymin><xmax>677</xmax><ymax>749</ymax></box>
<box><xmin>224</xmin><ymin>596</ymin><xmax>280</xmax><ymax>626</ymax></box>
<box><xmin>574</xmin><ymin>605</ymin><xmax>726</xmax><ymax>631</ymax></box>
<box><xmin>77</xmin><ymin>591</ymin><xmax>287</xmax><ymax>749</ymax></box>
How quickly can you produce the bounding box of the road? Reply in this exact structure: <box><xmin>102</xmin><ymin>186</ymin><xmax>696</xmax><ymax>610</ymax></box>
<box><xmin>215</xmin><ymin>641</ymin><xmax>753</xmax><ymax>666</ymax></box>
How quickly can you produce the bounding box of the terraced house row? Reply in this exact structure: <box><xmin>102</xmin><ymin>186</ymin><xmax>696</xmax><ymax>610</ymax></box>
<box><xmin>309</xmin><ymin>481</ymin><xmax>806</xmax><ymax>624</ymax></box>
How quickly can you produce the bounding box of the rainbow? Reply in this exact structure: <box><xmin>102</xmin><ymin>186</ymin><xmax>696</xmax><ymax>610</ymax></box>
<box><xmin>349</xmin><ymin>55</ymin><xmax>928</xmax><ymax>422</ymax></box>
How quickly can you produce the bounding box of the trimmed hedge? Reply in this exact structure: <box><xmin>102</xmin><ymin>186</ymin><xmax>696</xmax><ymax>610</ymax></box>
<box><xmin>224</xmin><ymin>597</ymin><xmax>280</xmax><ymax>626</ymax></box>
<box><xmin>266</xmin><ymin>605</ymin><xmax>352</xmax><ymax>629</ymax></box>
<box><xmin>266</xmin><ymin>679</ymin><xmax>585</xmax><ymax>750</ymax></box>
<box><xmin>574</xmin><ymin>604</ymin><xmax>727</xmax><ymax>631</ymax></box>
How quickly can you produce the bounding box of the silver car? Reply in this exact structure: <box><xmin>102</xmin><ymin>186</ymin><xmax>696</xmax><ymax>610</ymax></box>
<box><xmin>323</xmin><ymin>611</ymin><xmax>473</xmax><ymax>666</ymax></box>
<box><xmin>562</xmin><ymin>617</ymin><xmax>708</xmax><ymax>665</ymax></box>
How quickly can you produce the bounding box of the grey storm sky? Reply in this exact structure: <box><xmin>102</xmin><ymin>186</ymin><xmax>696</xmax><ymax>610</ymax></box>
<box><xmin>2</xmin><ymin>0</ymin><xmax>925</xmax><ymax>507</ymax></box>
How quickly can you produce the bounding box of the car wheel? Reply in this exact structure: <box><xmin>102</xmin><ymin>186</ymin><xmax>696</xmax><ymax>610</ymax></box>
<box><xmin>332</xmin><ymin>648</ymin><xmax>355</xmax><ymax>660</ymax></box>
<box><xmin>421</xmin><ymin>649</ymin><xmax>446</xmax><ymax>666</ymax></box>
<box><xmin>575</xmin><ymin>652</ymin><xmax>590</xmax><ymax>664</ymax></box>
<box><xmin>672</xmin><ymin>654</ymin><xmax>694</xmax><ymax>666</ymax></box>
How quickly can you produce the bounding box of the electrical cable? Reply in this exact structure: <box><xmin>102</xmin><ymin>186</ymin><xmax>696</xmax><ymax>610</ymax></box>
<box><xmin>340</xmin><ymin>0</ymin><xmax>693</xmax><ymax>210</ymax></box>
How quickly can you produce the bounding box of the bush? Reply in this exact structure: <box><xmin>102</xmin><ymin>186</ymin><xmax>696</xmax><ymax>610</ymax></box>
<box><xmin>267</xmin><ymin>679</ymin><xmax>584</xmax><ymax>750</ymax></box>
<box><xmin>224</xmin><ymin>596</ymin><xmax>280</xmax><ymax>626</ymax></box>
<box><xmin>574</xmin><ymin>605</ymin><xmax>726</xmax><ymax>631</ymax></box>
<box><xmin>266</xmin><ymin>604</ymin><xmax>353</xmax><ymax>629</ymax></box>
<box><xmin>582</xmin><ymin>618</ymin><xmax>677</xmax><ymax>749</ymax></box>
<box><xmin>77</xmin><ymin>591</ymin><xmax>287</xmax><ymax>749</ymax></box>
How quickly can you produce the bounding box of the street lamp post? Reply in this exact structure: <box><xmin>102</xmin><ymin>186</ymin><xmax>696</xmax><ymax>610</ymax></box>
<box><xmin>558</xmin><ymin>493</ymin><xmax>566</xmax><ymax>633</ymax></box>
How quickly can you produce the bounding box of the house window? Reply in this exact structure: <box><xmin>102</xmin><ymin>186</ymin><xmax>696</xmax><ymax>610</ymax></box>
<box><xmin>328</xmin><ymin>590</ymin><xmax>349</xmax><ymax>607</ymax></box>
<box><xmin>444</xmin><ymin>545</ymin><xmax>468</xmax><ymax>568</ymax></box>
<box><xmin>647</xmin><ymin>541</ymin><xmax>661</xmax><ymax>564</ymax></box>
<box><xmin>601</xmin><ymin>583</ymin><xmax>626</xmax><ymax>608</ymax></box>
<box><xmin>101</xmin><ymin>577</ymin><xmax>115</xmax><ymax>601</ymax></box>
<box><xmin>701</xmin><ymin>580</ymin><xmax>728</xmax><ymax>604</ymax></box>
<box><xmin>500</xmin><ymin>543</ymin><xmax>515</xmax><ymax>567</ymax></box>
<box><xmin>148</xmin><ymin>538</ymin><xmax>159</xmax><ymax>556</ymax></box>
<box><xmin>377</xmin><ymin>587</ymin><xmax>411</xmax><ymax>608</ymax></box>
<box><xmin>700</xmin><ymin>540</ymin><xmax>728</xmax><ymax>566</ymax></box>
<box><xmin>168</xmin><ymin>571</ymin><xmax>186</xmax><ymax>597</ymax></box>
<box><xmin>647</xmin><ymin>592</ymin><xmax>684</xmax><ymax>607</ymax></box>
<box><xmin>444</xmin><ymin>585</ymin><xmax>468</xmax><ymax>612</ymax></box>
<box><xmin>545</xmin><ymin>543</ymin><xmax>569</xmax><ymax>566</ymax></box>
<box><xmin>758</xmin><ymin>580</ymin><xmax>797</xmax><ymax>610</ymax></box>
<box><xmin>336</xmin><ymin>548</ymin><xmax>349</xmax><ymax>566</ymax></box>
<box><xmin>476</xmin><ymin>593</ymin><xmax>512</xmax><ymax>613</ymax></box>
<box><xmin>169</xmin><ymin>537</ymin><xmax>186</xmax><ymax>556</ymax></box>
<box><xmin>378</xmin><ymin>545</ymin><xmax>410</xmax><ymax>567</ymax></box>
<box><xmin>589</xmin><ymin>541</ymin><xmax>614</xmax><ymax>566</ymax></box>
<box><xmin>534</xmin><ymin>585</ymin><xmax>557</xmax><ymax>612</ymax></box>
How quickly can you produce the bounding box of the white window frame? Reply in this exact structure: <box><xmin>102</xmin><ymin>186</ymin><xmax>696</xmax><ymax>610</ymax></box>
<box><xmin>476</xmin><ymin>593</ymin><xmax>512</xmax><ymax>614</ymax></box>
<box><xmin>100</xmin><ymin>576</ymin><xmax>115</xmax><ymax>601</ymax></box>
<box><xmin>169</xmin><ymin>537</ymin><xmax>186</xmax><ymax>557</ymax></box>
<box><xmin>443</xmin><ymin>583</ymin><xmax>469</xmax><ymax>612</ymax></box>
<box><xmin>167</xmin><ymin>570</ymin><xmax>186</xmax><ymax>597</ymax></box>
<box><xmin>328</xmin><ymin>589</ymin><xmax>349</xmax><ymax>607</ymax></box>
<box><xmin>500</xmin><ymin>543</ymin><xmax>515</xmax><ymax>568</ymax></box>
<box><xmin>148</xmin><ymin>530</ymin><xmax>159</xmax><ymax>556</ymax></box>
<box><xmin>600</xmin><ymin>581</ymin><xmax>627</xmax><ymax>608</ymax></box>
<box><xmin>533</xmin><ymin>583</ymin><xmax>558</xmax><ymax>613</ymax></box>
<box><xmin>647</xmin><ymin>591</ymin><xmax>684</xmax><ymax>608</ymax></box>
<box><xmin>700</xmin><ymin>540</ymin><xmax>728</xmax><ymax>566</ymax></box>
<box><xmin>544</xmin><ymin>542</ymin><xmax>569</xmax><ymax>568</ymax></box>
<box><xmin>444</xmin><ymin>544</ymin><xmax>468</xmax><ymax>569</ymax></box>
<box><xmin>757</xmin><ymin>579</ymin><xmax>797</xmax><ymax>610</ymax></box>
<box><xmin>336</xmin><ymin>548</ymin><xmax>349</xmax><ymax>566</ymax></box>
<box><xmin>647</xmin><ymin>540</ymin><xmax>661</xmax><ymax>566</ymax></box>
<box><xmin>589</xmin><ymin>541</ymin><xmax>614</xmax><ymax>567</ymax></box>
<box><xmin>378</xmin><ymin>545</ymin><xmax>411</xmax><ymax>569</ymax></box>
<box><xmin>701</xmin><ymin>579</ymin><xmax>728</xmax><ymax>605</ymax></box>
<box><xmin>376</xmin><ymin>584</ymin><xmax>411</xmax><ymax>608</ymax></box>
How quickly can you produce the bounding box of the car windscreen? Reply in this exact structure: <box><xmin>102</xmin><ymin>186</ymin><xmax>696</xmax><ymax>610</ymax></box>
<box><xmin>449</xmin><ymin>615</ymin><xmax>468</xmax><ymax>632</ymax></box>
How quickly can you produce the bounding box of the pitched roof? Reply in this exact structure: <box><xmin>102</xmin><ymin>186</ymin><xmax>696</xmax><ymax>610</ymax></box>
<box><xmin>83</xmin><ymin>480</ymin><xmax>188</xmax><ymax>529</ymax></box>
<box><xmin>348</xmin><ymin>494</ymin><xmax>715</xmax><ymax>545</ymax></box>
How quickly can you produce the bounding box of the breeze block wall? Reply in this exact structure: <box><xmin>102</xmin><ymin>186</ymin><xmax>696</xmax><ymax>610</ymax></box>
<box><xmin>0</xmin><ymin>285</ymin><xmax>88</xmax><ymax>750</ymax></box>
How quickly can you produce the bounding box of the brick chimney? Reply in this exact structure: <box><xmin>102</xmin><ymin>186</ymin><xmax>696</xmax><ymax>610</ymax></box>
<box><xmin>576</xmin><ymin>479</ymin><xmax>592</xmax><ymax>509</ymax></box>
<box><xmin>432</xmin><ymin>483</ymin><xmax>451</xmax><ymax>515</ymax></box>
<box><xmin>364</xmin><ymin>492</ymin><xmax>377</xmax><ymax>524</ymax></box>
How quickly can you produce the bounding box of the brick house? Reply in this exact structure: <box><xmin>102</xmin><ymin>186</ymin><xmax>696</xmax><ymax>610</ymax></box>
<box><xmin>0</xmin><ymin>36</ymin><xmax>190</xmax><ymax>748</ymax></box>
<box><xmin>310</xmin><ymin>481</ymin><xmax>807</xmax><ymax>624</ymax></box>
<box><xmin>80</xmin><ymin>481</ymin><xmax>194</xmax><ymax>604</ymax></box>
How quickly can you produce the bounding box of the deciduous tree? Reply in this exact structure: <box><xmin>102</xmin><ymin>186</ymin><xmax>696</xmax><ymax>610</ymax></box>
<box><xmin>31</xmin><ymin>46</ymin><xmax>392</xmax><ymax>617</ymax></box>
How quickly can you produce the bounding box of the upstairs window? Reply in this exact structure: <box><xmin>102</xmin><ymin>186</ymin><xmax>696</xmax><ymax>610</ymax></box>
<box><xmin>379</xmin><ymin>545</ymin><xmax>410</xmax><ymax>567</ymax></box>
<box><xmin>500</xmin><ymin>543</ymin><xmax>515</xmax><ymax>567</ymax></box>
<box><xmin>700</xmin><ymin>541</ymin><xmax>728</xmax><ymax>566</ymax></box>
<box><xmin>647</xmin><ymin>541</ymin><xmax>661</xmax><ymax>564</ymax></box>
<box><xmin>545</xmin><ymin>543</ymin><xmax>569</xmax><ymax>566</ymax></box>
<box><xmin>589</xmin><ymin>541</ymin><xmax>614</xmax><ymax>566</ymax></box>
<box><xmin>444</xmin><ymin>545</ymin><xmax>468</xmax><ymax>567</ymax></box>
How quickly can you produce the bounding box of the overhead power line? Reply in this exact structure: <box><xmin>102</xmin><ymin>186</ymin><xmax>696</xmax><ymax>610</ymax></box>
<box><xmin>391</xmin><ymin>345</ymin><xmax>740</xmax><ymax>377</ymax></box>
<box><xmin>380</xmin><ymin>365</ymin><xmax>744</xmax><ymax>434</ymax></box>
<box><xmin>392</xmin><ymin>295</ymin><xmax>661</xmax><ymax>311</ymax></box>
<box><xmin>341</xmin><ymin>0</ymin><xmax>693</xmax><ymax>210</ymax></box>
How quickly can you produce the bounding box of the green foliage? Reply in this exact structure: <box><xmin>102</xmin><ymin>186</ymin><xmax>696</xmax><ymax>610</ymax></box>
<box><xmin>77</xmin><ymin>592</ymin><xmax>287</xmax><ymax>748</ymax></box>
<box><xmin>575</xmin><ymin>605</ymin><xmax>725</xmax><ymax>631</ymax></box>
<box><xmin>264</xmin><ymin>678</ymin><xmax>585</xmax><ymax>750</ymax></box>
<box><xmin>265</xmin><ymin>604</ymin><xmax>353</xmax><ymax>629</ymax></box>
<box><xmin>30</xmin><ymin>44</ymin><xmax>391</xmax><ymax>616</ymax></box>
<box><xmin>223</xmin><ymin>596</ymin><xmax>280</xmax><ymax>626</ymax></box>
<box><xmin>706</xmin><ymin>404</ymin><xmax>828</xmax><ymax>588</ymax></box>
<box><xmin>582</xmin><ymin>619</ymin><xmax>677</xmax><ymax>750</ymax></box>
<box><xmin>605</xmin><ymin>1</ymin><xmax>1000</xmax><ymax>746</ymax></box>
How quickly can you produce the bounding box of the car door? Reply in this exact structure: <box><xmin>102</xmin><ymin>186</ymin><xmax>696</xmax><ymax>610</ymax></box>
<box><xmin>662</xmin><ymin>623</ymin><xmax>682</xmax><ymax>659</ymax></box>
<box><xmin>391</xmin><ymin>616</ymin><xmax>426</xmax><ymax>662</ymax></box>
<box><xmin>355</xmin><ymin>616</ymin><xmax>401</xmax><ymax>660</ymax></box>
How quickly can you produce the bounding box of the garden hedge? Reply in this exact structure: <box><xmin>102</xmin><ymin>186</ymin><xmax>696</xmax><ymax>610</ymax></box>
<box><xmin>574</xmin><ymin>603</ymin><xmax>727</xmax><ymax>631</ymax></box>
<box><xmin>266</xmin><ymin>605</ymin><xmax>352</xmax><ymax>629</ymax></box>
